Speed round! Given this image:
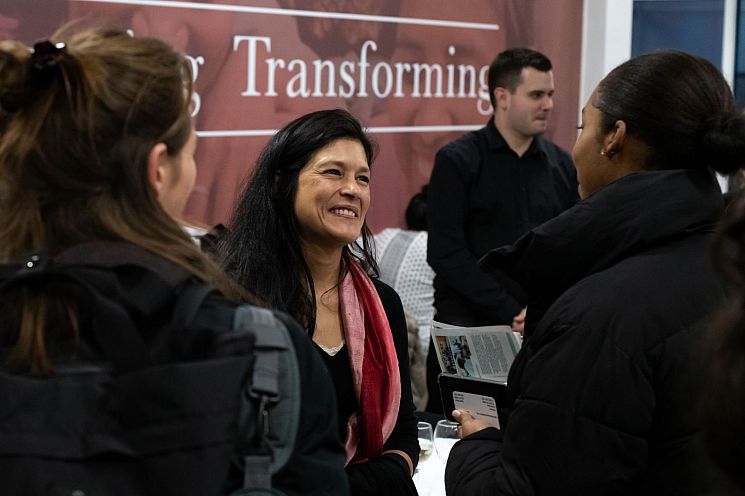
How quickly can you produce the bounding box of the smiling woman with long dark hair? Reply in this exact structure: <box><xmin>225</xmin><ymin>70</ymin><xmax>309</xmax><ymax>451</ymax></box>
<box><xmin>219</xmin><ymin>109</ymin><xmax>419</xmax><ymax>496</ymax></box>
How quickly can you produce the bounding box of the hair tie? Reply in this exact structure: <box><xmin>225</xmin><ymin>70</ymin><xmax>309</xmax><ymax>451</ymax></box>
<box><xmin>31</xmin><ymin>41</ymin><xmax>66</xmax><ymax>69</ymax></box>
<box><xmin>29</xmin><ymin>40</ymin><xmax>67</xmax><ymax>88</ymax></box>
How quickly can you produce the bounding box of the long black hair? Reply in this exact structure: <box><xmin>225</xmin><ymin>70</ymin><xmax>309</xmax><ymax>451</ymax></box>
<box><xmin>218</xmin><ymin>108</ymin><xmax>378</xmax><ymax>336</ymax></box>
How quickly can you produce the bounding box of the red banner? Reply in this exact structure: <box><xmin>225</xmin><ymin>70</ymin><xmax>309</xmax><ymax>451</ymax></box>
<box><xmin>1</xmin><ymin>0</ymin><xmax>583</xmax><ymax>231</ymax></box>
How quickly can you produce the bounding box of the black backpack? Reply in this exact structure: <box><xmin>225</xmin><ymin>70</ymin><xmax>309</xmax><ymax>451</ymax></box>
<box><xmin>0</xmin><ymin>243</ymin><xmax>300</xmax><ymax>496</ymax></box>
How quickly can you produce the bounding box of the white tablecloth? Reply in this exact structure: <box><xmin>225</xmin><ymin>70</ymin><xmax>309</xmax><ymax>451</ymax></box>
<box><xmin>414</xmin><ymin>452</ymin><xmax>446</xmax><ymax>496</ymax></box>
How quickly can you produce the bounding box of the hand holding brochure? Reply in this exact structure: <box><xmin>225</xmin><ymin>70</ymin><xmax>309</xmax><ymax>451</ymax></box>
<box><xmin>430</xmin><ymin>321</ymin><xmax>521</xmax><ymax>382</ymax></box>
<box><xmin>432</xmin><ymin>321</ymin><xmax>521</xmax><ymax>429</ymax></box>
<box><xmin>439</xmin><ymin>374</ymin><xmax>510</xmax><ymax>429</ymax></box>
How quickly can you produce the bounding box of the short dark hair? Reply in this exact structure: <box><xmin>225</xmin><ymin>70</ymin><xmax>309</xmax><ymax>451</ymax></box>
<box><xmin>219</xmin><ymin>108</ymin><xmax>379</xmax><ymax>336</ymax></box>
<box><xmin>405</xmin><ymin>184</ymin><xmax>428</xmax><ymax>231</ymax></box>
<box><xmin>593</xmin><ymin>50</ymin><xmax>745</xmax><ymax>174</ymax></box>
<box><xmin>488</xmin><ymin>48</ymin><xmax>552</xmax><ymax>108</ymax></box>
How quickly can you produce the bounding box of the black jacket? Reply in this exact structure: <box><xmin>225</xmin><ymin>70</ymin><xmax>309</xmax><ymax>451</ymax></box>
<box><xmin>0</xmin><ymin>245</ymin><xmax>348</xmax><ymax>496</ymax></box>
<box><xmin>446</xmin><ymin>169</ymin><xmax>725</xmax><ymax>495</ymax></box>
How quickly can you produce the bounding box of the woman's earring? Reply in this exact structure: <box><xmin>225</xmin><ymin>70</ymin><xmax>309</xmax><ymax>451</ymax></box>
<box><xmin>600</xmin><ymin>150</ymin><xmax>607</xmax><ymax>156</ymax></box>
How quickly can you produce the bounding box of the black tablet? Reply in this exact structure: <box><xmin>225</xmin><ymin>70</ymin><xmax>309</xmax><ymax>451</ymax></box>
<box><xmin>438</xmin><ymin>373</ymin><xmax>510</xmax><ymax>429</ymax></box>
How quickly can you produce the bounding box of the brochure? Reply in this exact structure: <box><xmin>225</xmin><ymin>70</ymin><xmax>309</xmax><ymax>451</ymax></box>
<box><xmin>430</xmin><ymin>321</ymin><xmax>521</xmax><ymax>382</ymax></box>
<box><xmin>431</xmin><ymin>321</ymin><xmax>521</xmax><ymax>429</ymax></box>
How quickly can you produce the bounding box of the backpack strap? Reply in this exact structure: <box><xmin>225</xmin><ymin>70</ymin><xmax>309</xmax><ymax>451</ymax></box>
<box><xmin>233</xmin><ymin>306</ymin><xmax>301</xmax><ymax>491</ymax></box>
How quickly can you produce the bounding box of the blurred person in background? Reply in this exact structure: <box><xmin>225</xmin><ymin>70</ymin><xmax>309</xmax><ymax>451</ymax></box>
<box><xmin>425</xmin><ymin>47</ymin><xmax>577</xmax><ymax>413</ymax></box>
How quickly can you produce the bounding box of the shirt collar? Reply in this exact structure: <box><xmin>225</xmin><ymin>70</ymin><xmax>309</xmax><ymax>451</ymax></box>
<box><xmin>485</xmin><ymin>117</ymin><xmax>549</xmax><ymax>157</ymax></box>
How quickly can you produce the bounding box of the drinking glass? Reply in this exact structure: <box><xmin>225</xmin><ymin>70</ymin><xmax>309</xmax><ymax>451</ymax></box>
<box><xmin>433</xmin><ymin>420</ymin><xmax>459</xmax><ymax>463</ymax></box>
<box><xmin>417</xmin><ymin>421</ymin><xmax>434</xmax><ymax>462</ymax></box>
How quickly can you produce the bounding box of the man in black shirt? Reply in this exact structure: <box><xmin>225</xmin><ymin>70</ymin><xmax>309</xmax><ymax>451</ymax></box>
<box><xmin>425</xmin><ymin>48</ymin><xmax>578</xmax><ymax>412</ymax></box>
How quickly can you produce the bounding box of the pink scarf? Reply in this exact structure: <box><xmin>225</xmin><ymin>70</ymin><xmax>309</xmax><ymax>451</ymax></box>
<box><xmin>339</xmin><ymin>261</ymin><xmax>401</xmax><ymax>465</ymax></box>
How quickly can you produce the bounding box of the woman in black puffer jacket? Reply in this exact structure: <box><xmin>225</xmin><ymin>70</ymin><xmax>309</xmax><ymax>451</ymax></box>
<box><xmin>445</xmin><ymin>50</ymin><xmax>745</xmax><ymax>496</ymax></box>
